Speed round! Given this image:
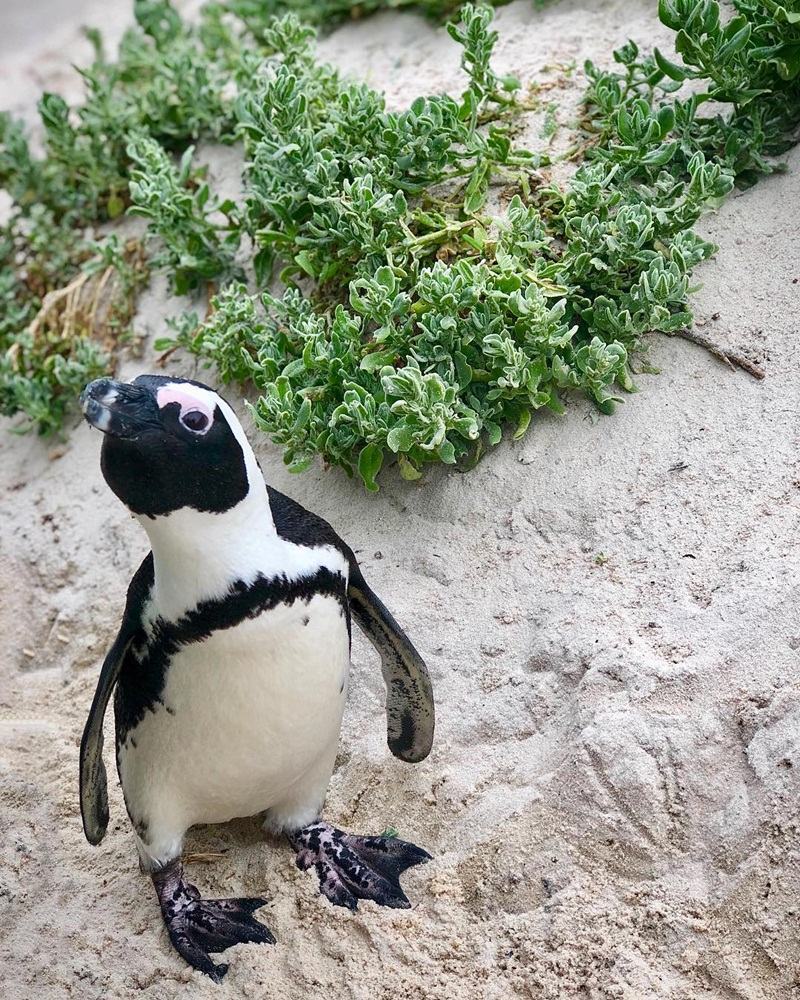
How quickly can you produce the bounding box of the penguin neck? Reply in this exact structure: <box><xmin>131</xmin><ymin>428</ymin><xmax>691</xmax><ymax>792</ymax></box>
<box><xmin>139</xmin><ymin>477</ymin><xmax>277</xmax><ymax>621</ymax></box>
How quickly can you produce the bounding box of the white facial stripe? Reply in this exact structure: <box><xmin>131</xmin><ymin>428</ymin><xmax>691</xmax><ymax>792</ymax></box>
<box><xmin>215</xmin><ymin>395</ymin><xmax>267</xmax><ymax>498</ymax></box>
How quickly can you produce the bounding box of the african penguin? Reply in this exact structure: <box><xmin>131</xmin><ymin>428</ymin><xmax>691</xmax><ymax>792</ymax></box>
<box><xmin>79</xmin><ymin>374</ymin><xmax>435</xmax><ymax>982</ymax></box>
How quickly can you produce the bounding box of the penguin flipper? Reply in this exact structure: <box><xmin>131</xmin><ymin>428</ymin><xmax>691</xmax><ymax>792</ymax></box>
<box><xmin>348</xmin><ymin>562</ymin><xmax>435</xmax><ymax>764</ymax></box>
<box><xmin>80</xmin><ymin>554</ymin><xmax>153</xmax><ymax>845</ymax></box>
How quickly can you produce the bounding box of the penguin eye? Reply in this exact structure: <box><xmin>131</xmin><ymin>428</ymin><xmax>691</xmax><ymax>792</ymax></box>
<box><xmin>180</xmin><ymin>409</ymin><xmax>210</xmax><ymax>433</ymax></box>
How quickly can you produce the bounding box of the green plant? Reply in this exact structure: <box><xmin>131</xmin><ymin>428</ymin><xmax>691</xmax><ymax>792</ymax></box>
<box><xmin>1</xmin><ymin>0</ymin><xmax>797</xmax><ymax>479</ymax></box>
<box><xmin>217</xmin><ymin>0</ymin><xmax>505</xmax><ymax>36</ymax></box>
<box><xmin>171</xmin><ymin>0</ymin><xmax>796</xmax><ymax>487</ymax></box>
<box><xmin>582</xmin><ymin>0</ymin><xmax>800</xmax><ymax>187</ymax></box>
<box><xmin>128</xmin><ymin>138</ymin><xmax>241</xmax><ymax>294</ymax></box>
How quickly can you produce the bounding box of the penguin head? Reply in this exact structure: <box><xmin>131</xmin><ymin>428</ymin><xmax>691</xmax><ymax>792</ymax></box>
<box><xmin>81</xmin><ymin>374</ymin><xmax>253</xmax><ymax>518</ymax></box>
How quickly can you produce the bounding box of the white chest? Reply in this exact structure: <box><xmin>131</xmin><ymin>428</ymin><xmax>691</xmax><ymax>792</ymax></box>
<box><xmin>118</xmin><ymin>591</ymin><xmax>351</xmax><ymax>828</ymax></box>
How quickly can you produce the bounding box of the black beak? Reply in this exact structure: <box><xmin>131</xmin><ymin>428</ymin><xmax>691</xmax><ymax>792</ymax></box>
<box><xmin>80</xmin><ymin>378</ymin><xmax>159</xmax><ymax>439</ymax></box>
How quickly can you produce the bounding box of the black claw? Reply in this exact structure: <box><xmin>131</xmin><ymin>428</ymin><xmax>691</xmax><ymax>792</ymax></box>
<box><xmin>329</xmin><ymin>887</ymin><xmax>359</xmax><ymax>911</ymax></box>
<box><xmin>152</xmin><ymin>862</ymin><xmax>274</xmax><ymax>980</ymax></box>
<box><xmin>291</xmin><ymin>823</ymin><xmax>431</xmax><ymax>911</ymax></box>
<box><xmin>237</xmin><ymin>897</ymin><xmax>271</xmax><ymax>915</ymax></box>
<box><xmin>212</xmin><ymin>962</ymin><xmax>230</xmax><ymax>982</ymax></box>
<box><xmin>342</xmin><ymin>835</ymin><xmax>432</xmax><ymax>883</ymax></box>
<box><xmin>168</xmin><ymin>931</ymin><xmax>229</xmax><ymax>982</ymax></box>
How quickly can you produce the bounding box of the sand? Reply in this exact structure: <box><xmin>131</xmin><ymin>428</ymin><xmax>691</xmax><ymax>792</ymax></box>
<box><xmin>1</xmin><ymin>2</ymin><xmax>799</xmax><ymax>998</ymax></box>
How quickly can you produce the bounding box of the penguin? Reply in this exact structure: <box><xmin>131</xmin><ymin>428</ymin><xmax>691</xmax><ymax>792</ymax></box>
<box><xmin>78</xmin><ymin>374</ymin><xmax>434</xmax><ymax>982</ymax></box>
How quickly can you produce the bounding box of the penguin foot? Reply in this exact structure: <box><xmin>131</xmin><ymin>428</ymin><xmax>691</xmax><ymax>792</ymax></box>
<box><xmin>152</xmin><ymin>859</ymin><xmax>275</xmax><ymax>982</ymax></box>
<box><xmin>289</xmin><ymin>822</ymin><xmax>431</xmax><ymax>911</ymax></box>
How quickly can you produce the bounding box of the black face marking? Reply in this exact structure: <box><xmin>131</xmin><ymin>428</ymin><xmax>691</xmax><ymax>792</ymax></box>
<box><xmin>84</xmin><ymin>375</ymin><xmax>249</xmax><ymax>518</ymax></box>
<box><xmin>114</xmin><ymin>566</ymin><xmax>349</xmax><ymax>745</ymax></box>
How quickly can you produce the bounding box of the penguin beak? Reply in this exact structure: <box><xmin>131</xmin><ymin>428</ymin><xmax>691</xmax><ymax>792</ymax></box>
<box><xmin>81</xmin><ymin>378</ymin><xmax>160</xmax><ymax>439</ymax></box>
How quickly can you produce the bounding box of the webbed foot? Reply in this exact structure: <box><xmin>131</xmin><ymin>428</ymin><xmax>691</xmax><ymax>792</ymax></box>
<box><xmin>152</xmin><ymin>860</ymin><xmax>275</xmax><ymax>982</ymax></box>
<box><xmin>289</xmin><ymin>821</ymin><xmax>431</xmax><ymax>911</ymax></box>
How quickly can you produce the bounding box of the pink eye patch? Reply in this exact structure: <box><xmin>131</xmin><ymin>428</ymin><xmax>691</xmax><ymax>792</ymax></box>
<box><xmin>156</xmin><ymin>385</ymin><xmax>215</xmax><ymax>433</ymax></box>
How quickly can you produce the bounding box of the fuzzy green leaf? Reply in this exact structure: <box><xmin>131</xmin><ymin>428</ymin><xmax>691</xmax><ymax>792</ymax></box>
<box><xmin>358</xmin><ymin>443</ymin><xmax>384</xmax><ymax>492</ymax></box>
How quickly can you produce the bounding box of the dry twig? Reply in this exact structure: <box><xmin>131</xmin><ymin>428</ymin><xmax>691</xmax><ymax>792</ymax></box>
<box><xmin>663</xmin><ymin>327</ymin><xmax>765</xmax><ymax>380</ymax></box>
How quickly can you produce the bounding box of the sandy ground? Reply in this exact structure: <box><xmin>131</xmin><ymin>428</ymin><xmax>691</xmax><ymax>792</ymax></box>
<box><xmin>2</xmin><ymin>2</ymin><xmax>800</xmax><ymax>998</ymax></box>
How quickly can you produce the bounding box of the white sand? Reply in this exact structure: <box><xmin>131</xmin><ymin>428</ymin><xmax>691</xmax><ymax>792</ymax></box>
<box><xmin>2</xmin><ymin>2</ymin><xmax>799</xmax><ymax>998</ymax></box>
